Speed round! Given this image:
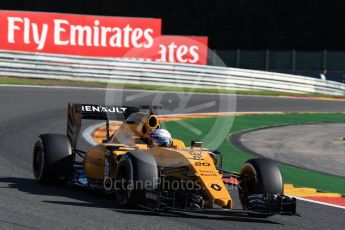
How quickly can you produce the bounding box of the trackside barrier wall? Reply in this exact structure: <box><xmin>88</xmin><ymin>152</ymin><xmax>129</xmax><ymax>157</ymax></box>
<box><xmin>0</xmin><ymin>51</ymin><xmax>344</xmax><ymax>95</ymax></box>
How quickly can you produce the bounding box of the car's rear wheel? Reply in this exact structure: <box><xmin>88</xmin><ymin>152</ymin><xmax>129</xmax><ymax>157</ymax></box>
<box><xmin>33</xmin><ymin>134</ymin><xmax>73</xmax><ymax>184</ymax></box>
<box><xmin>239</xmin><ymin>158</ymin><xmax>283</xmax><ymax>215</ymax></box>
<box><xmin>115</xmin><ymin>151</ymin><xmax>158</xmax><ymax>207</ymax></box>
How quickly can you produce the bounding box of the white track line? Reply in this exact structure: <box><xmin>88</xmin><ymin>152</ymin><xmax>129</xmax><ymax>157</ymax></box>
<box><xmin>296</xmin><ymin>197</ymin><xmax>345</xmax><ymax>210</ymax></box>
<box><xmin>0</xmin><ymin>84</ymin><xmax>124</xmax><ymax>91</ymax></box>
<box><xmin>2</xmin><ymin>84</ymin><xmax>345</xmax><ymax>100</ymax></box>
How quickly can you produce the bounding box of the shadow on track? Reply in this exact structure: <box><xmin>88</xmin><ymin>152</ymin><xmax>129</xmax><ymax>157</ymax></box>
<box><xmin>0</xmin><ymin>177</ymin><xmax>282</xmax><ymax>225</ymax></box>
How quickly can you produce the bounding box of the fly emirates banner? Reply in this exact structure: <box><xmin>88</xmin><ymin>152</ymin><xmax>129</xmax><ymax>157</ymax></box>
<box><xmin>0</xmin><ymin>11</ymin><xmax>208</xmax><ymax>65</ymax></box>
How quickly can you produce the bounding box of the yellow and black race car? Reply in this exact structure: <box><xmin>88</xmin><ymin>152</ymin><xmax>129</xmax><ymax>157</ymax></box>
<box><xmin>32</xmin><ymin>103</ymin><xmax>296</xmax><ymax>217</ymax></box>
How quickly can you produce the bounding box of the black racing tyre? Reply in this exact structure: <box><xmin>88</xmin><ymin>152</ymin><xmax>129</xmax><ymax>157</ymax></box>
<box><xmin>239</xmin><ymin>158</ymin><xmax>283</xmax><ymax>209</ymax></box>
<box><xmin>115</xmin><ymin>151</ymin><xmax>158</xmax><ymax>207</ymax></box>
<box><xmin>33</xmin><ymin>134</ymin><xmax>73</xmax><ymax>184</ymax></box>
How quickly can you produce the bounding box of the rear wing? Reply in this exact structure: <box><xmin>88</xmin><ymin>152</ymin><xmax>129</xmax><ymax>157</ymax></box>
<box><xmin>76</xmin><ymin>104</ymin><xmax>140</xmax><ymax>120</ymax></box>
<box><xmin>67</xmin><ymin>103</ymin><xmax>140</xmax><ymax>148</ymax></box>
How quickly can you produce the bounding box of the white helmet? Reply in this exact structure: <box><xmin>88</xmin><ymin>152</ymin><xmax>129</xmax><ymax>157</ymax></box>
<box><xmin>149</xmin><ymin>129</ymin><xmax>172</xmax><ymax>147</ymax></box>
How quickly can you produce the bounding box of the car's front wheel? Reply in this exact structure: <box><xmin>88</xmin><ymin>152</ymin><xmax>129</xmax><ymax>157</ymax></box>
<box><xmin>115</xmin><ymin>151</ymin><xmax>158</xmax><ymax>207</ymax></box>
<box><xmin>239</xmin><ymin>158</ymin><xmax>283</xmax><ymax>216</ymax></box>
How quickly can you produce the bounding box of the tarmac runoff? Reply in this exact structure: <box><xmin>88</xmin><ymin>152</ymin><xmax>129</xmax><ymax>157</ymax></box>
<box><xmin>86</xmin><ymin>112</ymin><xmax>345</xmax><ymax>209</ymax></box>
<box><xmin>237</xmin><ymin>123</ymin><xmax>345</xmax><ymax>207</ymax></box>
<box><xmin>238</xmin><ymin>123</ymin><xmax>345</xmax><ymax>177</ymax></box>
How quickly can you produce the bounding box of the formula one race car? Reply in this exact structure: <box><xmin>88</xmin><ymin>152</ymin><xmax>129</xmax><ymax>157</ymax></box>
<box><xmin>32</xmin><ymin>103</ymin><xmax>296</xmax><ymax>217</ymax></box>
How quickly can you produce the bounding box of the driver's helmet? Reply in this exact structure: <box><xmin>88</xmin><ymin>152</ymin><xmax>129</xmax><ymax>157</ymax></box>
<box><xmin>149</xmin><ymin>129</ymin><xmax>173</xmax><ymax>147</ymax></box>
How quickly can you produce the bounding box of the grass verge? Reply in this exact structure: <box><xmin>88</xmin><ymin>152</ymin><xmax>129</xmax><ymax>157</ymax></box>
<box><xmin>164</xmin><ymin>113</ymin><xmax>345</xmax><ymax>195</ymax></box>
<box><xmin>1</xmin><ymin>76</ymin><xmax>344</xmax><ymax>98</ymax></box>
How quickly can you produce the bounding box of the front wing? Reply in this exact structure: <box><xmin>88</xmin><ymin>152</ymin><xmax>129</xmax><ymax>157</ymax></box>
<box><xmin>141</xmin><ymin>190</ymin><xmax>297</xmax><ymax>217</ymax></box>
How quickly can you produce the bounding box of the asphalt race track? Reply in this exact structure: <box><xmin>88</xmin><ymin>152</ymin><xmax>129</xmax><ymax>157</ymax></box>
<box><xmin>0</xmin><ymin>85</ymin><xmax>344</xmax><ymax>230</ymax></box>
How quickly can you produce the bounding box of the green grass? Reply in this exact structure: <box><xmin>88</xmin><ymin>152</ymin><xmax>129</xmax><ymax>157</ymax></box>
<box><xmin>1</xmin><ymin>76</ymin><xmax>344</xmax><ymax>98</ymax></box>
<box><xmin>164</xmin><ymin>113</ymin><xmax>345</xmax><ymax>195</ymax></box>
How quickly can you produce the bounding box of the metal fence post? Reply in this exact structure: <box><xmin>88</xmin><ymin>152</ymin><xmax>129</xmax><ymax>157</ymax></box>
<box><xmin>265</xmin><ymin>49</ymin><xmax>270</xmax><ymax>71</ymax></box>
<box><xmin>323</xmin><ymin>50</ymin><xmax>327</xmax><ymax>69</ymax></box>
<box><xmin>292</xmin><ymin>50</ymin><xmax>296</xmax><ymax>72</ymax></box>
<box><xmin>212</xmin><ymin>49</ymin><xmax>216</xmax><ymax>65</ymax></box>
<box><xmin>236</xmin><ymin>49</ymin><xmax>240</xmax><ymax>68</ymax></box>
